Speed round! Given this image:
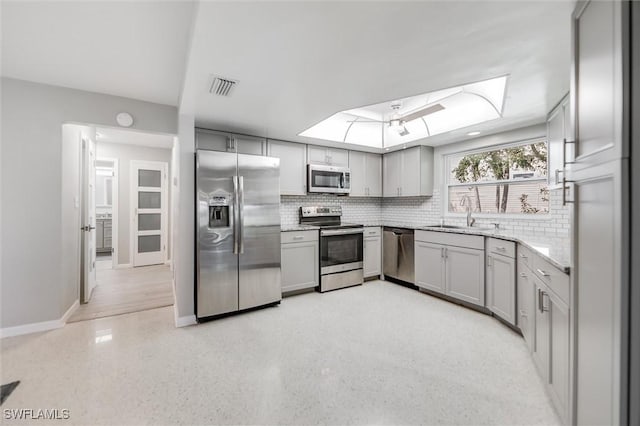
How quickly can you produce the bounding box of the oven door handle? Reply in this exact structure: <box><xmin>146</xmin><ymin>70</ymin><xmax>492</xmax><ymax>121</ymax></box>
<box><xmin>320</xmin><ymin>228</ymin><xmax>364</xmax><ymax>236</ymax></box>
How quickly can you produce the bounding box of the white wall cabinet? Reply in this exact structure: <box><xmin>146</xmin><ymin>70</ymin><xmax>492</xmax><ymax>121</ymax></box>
<box><xmin>382</xmin><ymin>146</ymin><xmax>433</xmax><ymax>197</ymax></box>
<box><xmin>349</xmin><ymin>151</ymin><xmax>382</xmax><ymax>197</ymax></box>
<box><xmin>196</xmin><ymin>128</ymin><xmax>265</xmax><ymax>155</ymax></box>
<box><xmin>307</xmin><ymin>146</ymin><xmax>349</xmax><ymax>167</ymax></box>
<box><xmin>363</xmin><ymin>227</ymin><xmax>382</xmax><ymax>278</ymax></box>
<box><xmin>267</xmin><ymin>140</ymin><xmax>307</xmax><ymax>195</ymax></box>
<box><xmin>547</xmin><ymin>94</ymin><xmax>571</xmax><ymax>190</ymax></box>
<box><xmin>281</xmin><ymin>231</ymin><xmax>319</xmax><ymax>293</ymax></box>
<box><xmin>414</xmin><ymin>231</ymin><xmax>484</xmax><ymax>307</ymax></box>
<box><xmin>486</xmin><ymin>238</ymin><xmax>516</xmax><ymax>326</ymax></box>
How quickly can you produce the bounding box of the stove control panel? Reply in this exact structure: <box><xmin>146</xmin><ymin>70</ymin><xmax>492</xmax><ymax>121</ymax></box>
<box><xmin>300</xmin><ymin>206</ymin><xmax>342</xmax><ymax>217</ymax></box>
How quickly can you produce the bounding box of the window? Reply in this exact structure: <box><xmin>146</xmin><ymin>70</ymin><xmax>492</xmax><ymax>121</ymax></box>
<box><xmin>446</xmin><ymin>140</ymin><xmax>549</xmax><ymax>215</ymax></box>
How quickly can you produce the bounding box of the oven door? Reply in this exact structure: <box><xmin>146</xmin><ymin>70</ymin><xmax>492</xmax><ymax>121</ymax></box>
<box><xmin>320</xmin><ymin>229</ymin><xmax>363</xmax><ymax>274</ymax></box>
<box><xmin>307</xmin><ymin>165</ymin><xmax>350</xmax><ymax>194</ymax></box>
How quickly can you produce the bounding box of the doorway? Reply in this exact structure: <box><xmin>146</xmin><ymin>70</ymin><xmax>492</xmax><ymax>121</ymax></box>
<box><xmin>68</xmin><ymin>125</ymin><xmax>175</xmax><ymax>322</ymax></box>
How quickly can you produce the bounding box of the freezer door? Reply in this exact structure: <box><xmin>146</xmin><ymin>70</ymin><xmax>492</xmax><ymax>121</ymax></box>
<box><xmin>196</xmin><ymin>150</ymin><xmax>239</xmax><ymax>318</ymax></box>
<box><xmin>237</xmin><ymin>154</ymin><xmax>282</xmax><ymax>310</ymax></box>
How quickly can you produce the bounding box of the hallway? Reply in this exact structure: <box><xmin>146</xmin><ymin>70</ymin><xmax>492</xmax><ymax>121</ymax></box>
<box><xmin>68</xmin><ymin>264</ymin><xmax>173</xmax><ymax>322</ymax></box>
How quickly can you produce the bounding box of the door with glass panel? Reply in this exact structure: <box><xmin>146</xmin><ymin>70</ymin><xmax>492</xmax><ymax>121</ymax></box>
<box><xmin>132</xmin><ymin>161</ymin><xmax>168</xmax><ymax>267</ymax></box>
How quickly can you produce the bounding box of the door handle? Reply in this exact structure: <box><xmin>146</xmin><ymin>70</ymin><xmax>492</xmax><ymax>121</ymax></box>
<box><xmin>81</xmin><ymin>225</ymin><xmax>96</xmax><ymax>231</ymax></box>
<box><xmin>232</xmin><ymin>176</ymin><xmax>239</xmax><ymax>254</ymax></box>
<box><xmin>536</xmin><ymin>268</ymin><xmax>550</xmax><ymax>277</ymax></box>
<box><xmin>238</xmin><ymin>176</ymin><xmax>245</xmax><ymax>254</ymax></box>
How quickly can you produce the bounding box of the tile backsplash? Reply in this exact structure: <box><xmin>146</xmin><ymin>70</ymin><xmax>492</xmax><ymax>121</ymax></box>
<box><xmin>281</xmin><ymin>189</ymin><xmax>570</xmax><ymax>237</ymax></box>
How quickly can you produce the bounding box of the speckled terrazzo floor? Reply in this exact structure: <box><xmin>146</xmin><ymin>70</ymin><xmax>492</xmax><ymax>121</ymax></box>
<box><xmin>0</xmin><ymin>280</ymin><xmax>561</xmax><ymax>425</ymax></box>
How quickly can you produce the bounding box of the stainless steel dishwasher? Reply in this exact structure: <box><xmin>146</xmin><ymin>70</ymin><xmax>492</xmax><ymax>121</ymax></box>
<box><xmin>383</xmin><ymin>227</ymin><xmax>415</xmax><ymax>284</ymax></box>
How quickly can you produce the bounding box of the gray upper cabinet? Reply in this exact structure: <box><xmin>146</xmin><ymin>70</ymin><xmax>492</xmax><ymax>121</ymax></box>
<box><xmin>382</xmin><ymin>146</ymin><xmax>433</xmax><ymax>197</ymax></box>
<box><xmin>196</xmin><ymin>128</ymin><xmax>265</xmax><ymax>155</ymax></box>
<box><xmin>267</xmin><ymin>140</ymin><xmax>307</xmax><ymax>195</ymax></box>
<box><xmin>573</xmin><ymin>0</ymin><xmax>624</xmax><ymax>166</ymax></box>
<box><xmin>349</xmin><ymin>151</ymin><xmax>382</xmax><ymax>197</ymax></box>
<box><xmin>307</xmin><ymin>146</ymin><xmax>349</xmax><ymax>167</ymax></box>
<box><xmin>547</xmin><ymin>95</ymin><xmax>570</xmax><ymax>190</ymax></box>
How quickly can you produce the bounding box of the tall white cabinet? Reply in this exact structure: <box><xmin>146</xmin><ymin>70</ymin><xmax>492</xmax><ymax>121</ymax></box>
<box><xmin>568</xmin><ymin>1</ymin><xmax>630</xmax><ymax>425</ymax></box>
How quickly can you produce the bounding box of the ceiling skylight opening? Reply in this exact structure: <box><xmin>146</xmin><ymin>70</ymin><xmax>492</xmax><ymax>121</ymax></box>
<box><xmin>298</xmin><ymin>75</ymin><xmax>508</xmax><ymax>149</ymax></box>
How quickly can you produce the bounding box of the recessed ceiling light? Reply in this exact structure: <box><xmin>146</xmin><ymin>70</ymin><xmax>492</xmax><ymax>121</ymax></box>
<box><xmin>467</xmin><ymin>131</ymin><xmax>481</xmax><ymax>136</ymax></box>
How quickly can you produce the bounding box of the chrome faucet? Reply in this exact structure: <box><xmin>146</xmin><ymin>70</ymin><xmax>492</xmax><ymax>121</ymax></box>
<box><xmin>460</xmin><ymin>195</ymin><xmax>476</xmax><ymax>227</ymax></box>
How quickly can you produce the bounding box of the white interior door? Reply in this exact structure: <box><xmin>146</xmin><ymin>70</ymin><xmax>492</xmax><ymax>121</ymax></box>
<box><xmin>82</xmin><ymin>137</ymin><xmax>97</xmax><ymax>303</ymax></box>
<box><xmin>132</xmin><ymin>161</ymin><xmax>167</xmax><ymax>267</ymax></box>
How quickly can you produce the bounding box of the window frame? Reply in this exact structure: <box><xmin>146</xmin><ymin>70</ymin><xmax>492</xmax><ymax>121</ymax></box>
<box><xmin>443</xmin><ymin>138</ymin><xmax>550</xmax><ymax>219</ymax></box>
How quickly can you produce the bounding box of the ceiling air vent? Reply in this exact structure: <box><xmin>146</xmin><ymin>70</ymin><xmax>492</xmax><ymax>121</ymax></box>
<box><xmin>209</xmin><ymin>76</ymin><xmax>238</xmax><ymax>97</ymax></box>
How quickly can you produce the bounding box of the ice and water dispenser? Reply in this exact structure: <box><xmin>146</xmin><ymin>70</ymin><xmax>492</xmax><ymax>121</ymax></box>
<box><xmin>208</xmin><ymin>195</ymin><xmax>230</xmax><ymax>228</ymax></box>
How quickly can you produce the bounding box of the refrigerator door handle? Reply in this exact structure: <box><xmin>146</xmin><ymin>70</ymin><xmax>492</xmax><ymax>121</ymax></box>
<box><xmin>232</xmin><ymin>175</ymin><xmax>239</xmax><ymax>254</ymax></box>
<box><xmin>238</xmin><ymin>175</ymin><xmax>245</xmax><ymax>254</ymax></box>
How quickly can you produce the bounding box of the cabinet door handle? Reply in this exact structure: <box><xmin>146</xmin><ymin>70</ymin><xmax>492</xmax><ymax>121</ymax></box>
<box><xmin>519</xmin><ymin>272</ymin><xmax>527</xmax><ymax>278</ymax></box>
<box><xmin>496</xmin><ymin>246</ymin><xmax>506</xmax><ymax>252</ymax></box>
<box><xmin>487</xmin><ymin>256</ymin><xmax>492</xmax><ymax>267</ymax></box>
<box><xmin>519</xmin><ymin>253</ymin><xmax>528</xmax><ymax>259</ymax></box>
<box><xmin>538</xmin><ymin>288</ymin><xmax>543</xmax><ymax>312</ymax></box>
<box><xmin>441</xmin><ymin>247</ymin><xmax>444</xmax><ymax>258</ymax></box>
<box><xmin>293</xmin><ymin>236</ymin><xmax>304</xmax><ymax>241</ymax></box>
<box><xmin>536</xmin><ymin>268</ymin><xmax>550</xmax><ymax>277</ymax></box>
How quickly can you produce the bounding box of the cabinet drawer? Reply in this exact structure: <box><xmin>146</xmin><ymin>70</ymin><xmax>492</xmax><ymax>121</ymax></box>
<box><xmin>533</xmin><ymin>256</ymin><xmax>570</xmax><ymax>305</ymax></box>
<box><xmin>415</xmin><ymin>230</ymin><xmax>484</xmax><ymax>250</ymax></box>
<box><xmin>487</xmin><ymin>238</ymin><xmax>516</xmax><ymax>258</ymax></box>
<box><xmin>517</xmin><ymin>244</ymin><xmax>536</xmax><ymax>272</ymax></box>
<box><xmin>281</xmin><ymin>230</ymin><xmax>318</xmax><ymax>244</ymax></box>
<box><xmin>364</xmin><ymin>227</ymin><xmax>381</xmax><ymax>237</ymax></box>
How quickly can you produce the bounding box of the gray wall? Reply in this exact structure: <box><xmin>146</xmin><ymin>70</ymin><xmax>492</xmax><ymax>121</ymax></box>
<box><xmin>96</xmin><ymin>142</ymin><xmax>172</xmax><ymax>265</ymax></box>
<box><xmin>1</xmin><ymin>77</ymin><xmax>177</xmax><ymax>329</ymax></box>
<box><xmin>172</xmin><ymin>113</ymin><xmax>195</xmax><ymax>322</ymax></box>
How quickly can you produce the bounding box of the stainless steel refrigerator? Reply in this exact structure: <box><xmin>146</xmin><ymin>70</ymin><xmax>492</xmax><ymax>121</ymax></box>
<box><xmin>196</xmin><ymin>149</ymin><xmax>282</xmax><ymax>320</ymax></box>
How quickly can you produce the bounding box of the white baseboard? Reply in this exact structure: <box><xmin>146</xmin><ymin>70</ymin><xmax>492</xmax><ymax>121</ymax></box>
<box><xmin>1</xmin><ymin>319</ymin><xmax>62</xmax><ymax>339</ymax></box>
<box><xmin>1</xmin><ymin>299</ymin><xmax>81</xmax><ymax>339</ymax></box>
<box><xmin>115</xmin><ymin>263</ymin><xmax>132</xmax><ymax>269</ymax></box>
<box><xmin>175</xmin><ymin>315</ymin><xmax>197</xmax><ymax>328</ymax></box>
<box><xmin>61</xmin><ymin>300</ymin><xmax>79</xmax><ymax>323</ymax></box>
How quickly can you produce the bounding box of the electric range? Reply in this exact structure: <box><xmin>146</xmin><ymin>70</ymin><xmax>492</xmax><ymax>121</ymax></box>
<box><xmin>299</xmin><ymin>206</ymin><xmax>364</xmax><ymax>292</ymax></box>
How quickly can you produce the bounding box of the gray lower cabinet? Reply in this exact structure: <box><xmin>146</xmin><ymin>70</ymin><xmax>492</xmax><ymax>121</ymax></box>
<box><xmin>281</xmin><ymin>231</ymin><xmax>319</xmax><ymax>293</ymax></box>
<box><xmin>445</xmin><ymin>245</ymin><xmax>485</xmax><ymax>306</ymax></box>
<box><xmin>363</xmin><ymin>227</ymin><xmax>381</xmax><ymax>278</ymax></box>
<box><xmin>415</xmin><ymin>241</ymin><xmax>445</xmax><ymax>293</ymax></box>
<box><xmin>96</xmin><ymin>218</ymin><xmax>112</xmax><ymax>253</ymax></box>
<box><xmin>486</xmin><ymin>238</ymin><xmax>516</xmax><ymax>325</ymax></box>
<box><xmin>414</xmin><ymin>231</ymin><xmax>484</xmax><ymax>307</ymax></box>
<box><xmin>267</xmin><ymin>140</ymin><xmax>307</xmax><ymax>195</ymax></box>
<box><xmin>517</xmin><ymin>264</ymin><xmax>536</xmax><ymax>353</ymax></box>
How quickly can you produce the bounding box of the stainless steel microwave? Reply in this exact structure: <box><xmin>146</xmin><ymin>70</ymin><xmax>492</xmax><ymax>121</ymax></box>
<box><xmin>307</xmin><ymin>164</ymin><xmax>351</xmax><ymax>194</ymax></box>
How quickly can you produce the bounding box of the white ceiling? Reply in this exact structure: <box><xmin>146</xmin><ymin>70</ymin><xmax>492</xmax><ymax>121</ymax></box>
<box><xmin>96</xmin><ymin>127</ymin><xmax>174</xmax><ymax>149</ymax></box>
<box><xmin>181</xmin><ymin>1</ymin><xmax>574</xmax><ymax>151</ymax></box>
<box><xmin>1</xmin><ymin>0</ymin><xmax>195</xmax><ymax>106</ymax></box>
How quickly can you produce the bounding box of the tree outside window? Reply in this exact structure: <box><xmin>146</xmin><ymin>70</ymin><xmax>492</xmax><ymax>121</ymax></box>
<box><xmin>447</xmin><ymin>141</ymin><xmax>549</xmax><ymax>215</ymax></box>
